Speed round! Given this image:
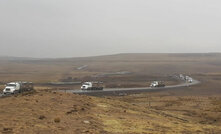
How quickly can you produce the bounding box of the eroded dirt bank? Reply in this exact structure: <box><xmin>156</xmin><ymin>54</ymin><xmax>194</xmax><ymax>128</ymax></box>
<box><xmin>1</xmin><ymin>89</ymin><xmax>221</xmax><ymax>134</ymax></box>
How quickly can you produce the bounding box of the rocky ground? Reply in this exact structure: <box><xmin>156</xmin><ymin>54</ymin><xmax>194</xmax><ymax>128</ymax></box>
<box><xmin>0</xmin><ymin>87</ymin><xmax>221</xmax><ymax>134</ymax></box>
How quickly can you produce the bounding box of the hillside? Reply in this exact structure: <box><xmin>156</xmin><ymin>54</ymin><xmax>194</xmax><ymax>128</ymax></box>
<box><xmin>0</xmin><ymin>90</ymin><xmax>221</xmax><ymax>134</ymax></box>
<box><xmin>0</xmin><ymin>53</ymin><xmax>221</xmax><ymax>133</ymax></box>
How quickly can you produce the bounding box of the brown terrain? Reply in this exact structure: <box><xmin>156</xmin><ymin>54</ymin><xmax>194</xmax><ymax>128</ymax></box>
<box><xmin>0</xmin><ymin>53</ymin><xmax>221</xmax><ymax>134</ymax></box>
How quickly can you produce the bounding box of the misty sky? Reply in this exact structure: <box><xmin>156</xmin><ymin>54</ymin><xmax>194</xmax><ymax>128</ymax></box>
<box><xmin>0</xmin><ymin>0</ymin><xmax>221</xmax><ymax>58</ymax></box>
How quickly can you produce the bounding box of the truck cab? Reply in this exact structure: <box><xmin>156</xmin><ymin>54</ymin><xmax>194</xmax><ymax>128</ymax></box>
<box><xmin>3</xmin><ymin>82</ymin><xmax>20</xmax><ymax>94</ymax></box>
<box><xmin>150</xmin><ymin>81</ymin><xmax>159</xmax><ymax>87</ymax></box>
<box><xmin>81</xmin><ymin>82</ymin><xmax>92</xmax><ymax>90</ymax></box>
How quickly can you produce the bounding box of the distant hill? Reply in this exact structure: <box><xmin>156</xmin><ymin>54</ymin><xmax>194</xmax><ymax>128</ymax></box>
<box><xmin>0</xmin><ymin>56</ymin><xmax>40</xmax><ymax>61</ymax></box>
<box><xmin>54</xmin><ymin>53</ymin><xmax>221</xmax><ymax>62</ymax></box>
<box><xmin>1</xmin><ymin>53</ymin><xmax>221</xmax><ymax>62</ymax></box>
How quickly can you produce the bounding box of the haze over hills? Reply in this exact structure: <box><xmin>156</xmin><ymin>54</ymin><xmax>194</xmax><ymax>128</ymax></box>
<box><xmin>1</xmin><ymin>52</ymin><xmax>221</xmax><ymax>61</ymax></box>
<box><xmin>0</xmin><ymin>56</ymin><xmax>41</xmax><ymax>61</ymax></box>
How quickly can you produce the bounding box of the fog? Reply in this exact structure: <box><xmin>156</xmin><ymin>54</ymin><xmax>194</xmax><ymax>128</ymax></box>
<box><xmin>0</xmin><ymin>0</ymin><xmax>221</xmax><ymax>58</ymax></box>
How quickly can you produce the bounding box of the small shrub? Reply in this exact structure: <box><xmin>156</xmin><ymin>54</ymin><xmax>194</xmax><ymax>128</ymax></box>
<box><xmin>54</xmin><ymin>118</ymin><xmax>61</xmax><ymax>123</ymax></box>
<box><xmin>39</xmin><ymin>115</ymin><xmax>46</xmax><ymax>120</ymax></box>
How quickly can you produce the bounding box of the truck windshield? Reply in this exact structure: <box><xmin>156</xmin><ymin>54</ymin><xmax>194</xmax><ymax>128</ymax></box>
<box><xmin>83</xmin><ymin>83</ymin><xmax>90</xmax><ymax>85</ymax></box>
<box><xmin>6</xmin><ymin>84</ymin><xmax>16</xmax><ymax>87</ymax></box>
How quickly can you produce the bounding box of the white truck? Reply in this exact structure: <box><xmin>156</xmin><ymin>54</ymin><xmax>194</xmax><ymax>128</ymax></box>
<box><xmin>3</xmin><ymin>82</ymin><xmax>34</xmax><ymax>94</ymax></box>
<box><xmin>150</xmin><ymin>81</ymin><xmax>165</xmax><ymax>87</ymax></box>
<box><xmin>184</xmin><ymin>76</ymin><xmax>193</xmax><ymax>83</ymax></box>
<box><xmin>187</xmin><ymin>77</ymin><xmax>193</xmax><ymax>83</ymax></box>
<box><xmin>81</xmin><ymin>82</ymin><xmax>103</xmax><ymax>90</ymax></box>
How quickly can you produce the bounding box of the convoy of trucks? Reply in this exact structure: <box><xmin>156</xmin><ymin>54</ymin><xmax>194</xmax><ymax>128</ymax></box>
<box><xmin>3</xmin><ymin>82</ymin><xmax>33</xmax><ymax>94</ymax></box>
<box><xmin>149</xmin><ymin>74</ymin><xmax>194</xmax><ymax>88</ymax></box>
<box><xmin>79</xmin><ymin>74</ymin><xmax>194</xmax><ymax>90</ymax></box>
<box><xmin>1</xmin><ymin>74</ymin><xmax>194</xmax><ymax>95</ymax></box>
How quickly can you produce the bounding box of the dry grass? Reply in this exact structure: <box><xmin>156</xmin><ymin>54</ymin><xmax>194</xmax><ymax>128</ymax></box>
<box><xmin>1</xmin><ymin>91</ymin><xmax>221</xmax><ymax>134</ymax></box>
<box><xmin>0</xmin><ymin>53</ymin><xmax>221</xmax><ymax>84</ymax></box>
<box><xmin>95</xmin><ymin>94</ymin><xmax>221</xmax><ymax>134</ymax></box>
<box><xmin>0</xmin><ymin>91</ymin><xmax>106</xmax><ymax>134</ymax></box>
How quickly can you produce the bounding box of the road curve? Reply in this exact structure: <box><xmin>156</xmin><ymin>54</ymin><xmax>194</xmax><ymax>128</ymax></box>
<box><xmin>0</xmin><ymin>79</ymin><xmax>200</xmax><ymax>97</ymax></box>
<box><xmin>61</xmin><ymin>79</ymin><xmax>200</xmax><ymax>96</ymax></box>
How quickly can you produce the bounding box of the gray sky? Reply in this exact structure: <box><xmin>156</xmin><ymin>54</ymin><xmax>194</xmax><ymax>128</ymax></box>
<box><xmin>0</xmin><ymin>0</ymin><xmax>221</xmax><ymax>58</ymax></box>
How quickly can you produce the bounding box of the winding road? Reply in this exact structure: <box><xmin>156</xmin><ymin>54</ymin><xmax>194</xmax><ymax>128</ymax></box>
<box><xmin>61</xmin><ymin>79</ymin><xmax>200</xmax><ymax>96</ymax></box>
<box><xmin>0</xmin><ymin>79</ymin><xmax>200</xmax><ymax>97</ymax></box>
